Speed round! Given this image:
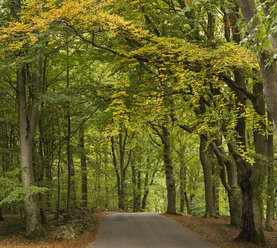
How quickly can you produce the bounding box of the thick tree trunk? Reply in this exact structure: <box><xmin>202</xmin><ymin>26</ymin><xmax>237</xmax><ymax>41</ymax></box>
<box><xmin>199</xmin><ymin>137</ymin><xmax>216</xmax><ymax>218</ymax></box>
<box><xmin>238</xmin><ymin>179</ymin><xmax>266</xmax><ymax>246</ymax></box>
<box><xmin>236</xmin><ymin>3</ymin><xmax>277</xmax><ymax>242</ymax></box>
<box><xmin>162</xmin><ymin>120</ymin><xmax>176</xmax><ymax>214</ymax></box>
<box><xmin>239</xmin><ymin>81</ymin><xmax>268</xmax><ymax>244</ymax></box>
<box><xmin>17</xmin><ymin>63</ymin><xmax>44</xmax><ymax>238</ymax></box>
<box><xmin>227</xmin><ymin>186</ymin><xmax>242</xmax><ymax>227</ymax></box>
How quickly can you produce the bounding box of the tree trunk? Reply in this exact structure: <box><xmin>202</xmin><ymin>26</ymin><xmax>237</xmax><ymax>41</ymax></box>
<box><xmin>0</xmin><ymin>208</ymin><xmax>3</xmax><ymax>221</ymax></box>
<box><xmin>199</xmin><ymin>137</ymin><xmax>216</xmax><ymax>218</ymax></box>
<box><xmin>266</xmin><ymin>111</ymin><xmax>274</xmax><ymax>230</ymax></box>
<box><xmin>55</xmin><ymin>143</ymin><xmax>61</xmax><ymax>219</ymax></box>
<box><xmin>79</xmin><ymin>128</ymin><xmax>88</xmax><ymax>207</ymax></box>
<box><xmin>238</xmin><ymin>0</ymin><xmax>277</xmax><ymax>137</ymax></box>
<box><xmin>66</xmin><ymin>45</ymin><xmax>76</xmax><ymax>212</ymax></box>
<box><xmin>111</xmin><ymin>131</ymin><xmax>133</xmax><ymax>210</ymax></box>
<box><xmin>131</xmin><ymin>160</ymin><xmax>139</xmax><ymax>212</ymax></box>
<box><xmin>235</xmin><ymin>2</ymin><xmax>277</xmax><ymax>241</ymax></box>
<box><xmin>137</xmin><ymin>169</ymin><xmax>141</xmax><ymax>210</ymax></box>
<box><xmin>141</xmin><ymin>164</ymin><xmax>156</xmax><ymax>211</ymax></box>
<box><xmin>17</xmin><ymin>62</ymin><xmax>44</xmax><ymax>238</ymax></box>
<box><xmin>162</xmin><ymin>119</ymin><xmax>176</xmax><ymax>214</ymax></box>
<box><xmin>111</xmin><ymin>137</ymin><xmax>121</xmax><ymax>209</ymax></box>
<box><xmin>212</xmin><ymin>162</ymin><xmax>219</xmax><ymax>215</ymax></box>
<box><xmin>179</xmin><ymin>162</ymin><xmax>185</xmax><ymax>213</ymax></box>
<box><xmin>227</xmin><ymin>186</ymin><xmax>242</xmax><ymax>227</ymax></box>
<box><xmin>184</xmin><ymin>193</ymin><xmax>192</xmax><ymax>215</ymax></box>
<box><xmin>238</xmin><ymin>81</ymin><xmax>268</xmax><ymax>244</ymax></box>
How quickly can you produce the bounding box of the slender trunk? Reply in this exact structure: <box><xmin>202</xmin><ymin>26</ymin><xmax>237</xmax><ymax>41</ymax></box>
<box><xmin>222</xmin><ymin>10</ymin><xmax>231</xmax><ymax>42</ymax></box>
<box><xmin>162</xmin><ymin>118</ymin><xmax>176</xmax><ymax>214</ymax></box>
<box><xmin>207</xmin><ymin>12</ymin><xmax>215</xmax><ymax>41</ymax></box>
<box><xmin>0</xmin><ymin>208</ymin><xmax>3</xmax><ymax>221</ymax></box>
<box><xmin>212</xmin><ymin>162</ymin><xmax>219</xmax><ymax>215</ymax></box>
<box><xmin>141</xmin><ymin>166</ymin><xmax>157</xmax><ymax>210</ymax></box>
<box><xmin>79</xmin><ymin>128</ymin><xmax>88</xmax><ymax>207</ymax></box>
<box><xmin>55</xmin><ymin>143</ymin><xmax>61</xmax><ymax>219</ymax></box>
<box><xmin>184</xmin><ymin>192</ymin><xmax>192</xmax><ymax>215</ymax></box>
<box><xmin>66</xmin><ymin>45</ymin><xmax>75</xmax><ymax>212</ymax></box>
<box><xmin>132</xmin><ymin>160</ymin><xmax>138</xmax><ymax>212</ymax></box>
<box><xmin>111</xmin><ymin>131</ymin><xmax>132</xmax><ymax>210</ymax></box>
<box><xmin>111</xmin><ymin>137</ymin><xmax>121</xmax><ymax>209</ymax></box>
<box><xmin>179</xmin><ymin>163</ymin><xmax>185</xmax><ymax>213</ymax></box>
<box><xmin>137</xmin><ymin>169</ymin><xmax>141</xmax><ymax>209</ymax></box>
<box><xmin>266</xmin><ymin>111</ymin><xmax>274</xmax><ymax>230</ymax></box>
<box><xmin>118</xmin><ymin>132</ymin><xmax>125</xmax><ymax>210</ymax></box>
<box><xmin>199</xmin><ymin>137</ymin><xmax>216</xmax><ymax>218</ymax></box>
<box><xmin>104</xmin><ymin>155</ymin><xmax>109</xmax><ymax>209</ymax></box>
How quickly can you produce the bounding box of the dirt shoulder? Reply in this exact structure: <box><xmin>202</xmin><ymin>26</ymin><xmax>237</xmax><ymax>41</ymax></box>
<box><xmin>163</xmin><ymin>214</ymin><xmax>277</xmax><ymax>248</ymax></box>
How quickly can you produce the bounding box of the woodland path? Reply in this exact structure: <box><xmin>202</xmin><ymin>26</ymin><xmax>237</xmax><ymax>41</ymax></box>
<box><xmin>91</xmin><ymin>213</ymin><xmax>218</xmax><ymax>248</ymax></box>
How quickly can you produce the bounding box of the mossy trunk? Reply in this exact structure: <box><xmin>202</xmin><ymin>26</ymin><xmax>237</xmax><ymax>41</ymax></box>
<box><xmin>228</xmin><ymin>186</ymin><xmax>242</xmax><ymax>227</ymax></box>
<box><xmin>200</xmin><ymin>137</ymin><xmax>216</xmax><ymax>218</ymax></box>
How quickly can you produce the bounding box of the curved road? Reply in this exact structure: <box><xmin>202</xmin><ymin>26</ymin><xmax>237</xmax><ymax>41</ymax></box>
<box><xmin>91</xmin><ymin>213</ymin><xmax>217</xmax><ymax>248</ymax></box>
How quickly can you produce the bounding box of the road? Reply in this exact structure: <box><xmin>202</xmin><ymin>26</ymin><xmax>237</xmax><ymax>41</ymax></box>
<box><xmin>91</xmin><ymin>213</ymin><xmax>217</xmax><ymax>248</ymax></box>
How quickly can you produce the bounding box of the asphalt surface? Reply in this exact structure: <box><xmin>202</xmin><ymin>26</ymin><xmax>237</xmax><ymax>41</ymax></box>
<box><xmin>91</xmin><ymin>213</ymin><xmax>218</xmax><ymax>248</ymax></box>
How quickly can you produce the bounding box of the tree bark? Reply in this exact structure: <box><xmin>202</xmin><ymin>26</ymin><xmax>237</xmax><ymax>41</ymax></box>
<box><xmin>66</xmin><ymin>45</ymin><xmax>76</xmax><ymax>212</ymax></box>
<box><xmin>131</xmin><ymin>160</ymin><xmax>139</xmax><ymax>212</ymax></box>
<box><xmin>179</xmin><ymin>162</ymin><xmax>185</xmax><ymax>213</ymax></box>
<box><xmin>0</xmin><ymin>208</ymin><xmax>3</xmax><ymax>221</ymax></box>
<box><xmin>111</xmin><ymin>130</ymin><xmax>133</xmax><ymax>210</ymax></box>
<box><xmin>17</xmin><ymin>61</ymin><xmax>44</xmax><ymax>238</ymax></box>
<box><xmin>79</xmin><ymin>128</ymin><xmax>88</xmax><ymax>207</ymax></box>
<box><xmin>238</xmin><ymin>0</ymin><xmax>277</xmax><ymax>159</ymax></box>
<box><xmin>199</xmin><ymin>136</ymin><xmax>216</xmax><ymax>218</ymax></box>
<box><xmin>55</xmin><ymin>142</ymin><xmax>61</xmax><ymax>219</ymax></box>
<box><xmin>162</xmin><ymin>117</ymin><xmax>176</xmax><ymax>214</ymax></box>
<box><xmin>141</xmin><ymin>162</ymin><xmax>157</xmax><ymax>211</ymax></box>
<box><xmin>266</xmin><ymin>111</ymin><xmax>274</xmax><ymax>230</ymax></box>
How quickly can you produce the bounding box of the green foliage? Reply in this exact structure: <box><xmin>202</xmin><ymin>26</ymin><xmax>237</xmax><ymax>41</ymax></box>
<box><xmin>0</xmin><ymin>178</ymin><xmax>48</xmax><ymax>206</ymax></box>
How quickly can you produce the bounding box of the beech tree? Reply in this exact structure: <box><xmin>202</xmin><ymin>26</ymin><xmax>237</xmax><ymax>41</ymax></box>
<box><xmin>0</xmin><ymin>1</ymin><xmax>276</xmax><ymax>246</ymax></box>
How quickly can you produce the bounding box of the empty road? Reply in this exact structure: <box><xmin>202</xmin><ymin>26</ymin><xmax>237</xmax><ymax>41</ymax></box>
<box><xmin>91</xmin><ymin>213</ymin><xmax>217</xmax><ymax>248</ymax></box>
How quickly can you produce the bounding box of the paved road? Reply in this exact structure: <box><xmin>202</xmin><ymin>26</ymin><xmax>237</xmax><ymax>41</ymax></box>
<box><xmin>91</xmin><ymin>213</ymin><xmax>217</xmax><ymax>248</ymax></box>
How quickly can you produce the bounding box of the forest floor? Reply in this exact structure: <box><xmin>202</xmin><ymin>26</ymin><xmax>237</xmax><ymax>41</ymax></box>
<box><xmin>164</xmin><ymin>214</ymin><xmax>277</xmax><ymax>248</ymax></box>
<box><xmin>0</xmin><ymin>212</ymin><xmax>109</xmax><ymax>248</ymax></box>
<box><xmin>0</xmin><ymin>212</ymin><xmax>276</xmax><ymax>248</ymax></box>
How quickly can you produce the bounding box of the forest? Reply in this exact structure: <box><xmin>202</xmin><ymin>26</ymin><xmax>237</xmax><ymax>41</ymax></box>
<box><xmin>0</xmin><ymin>0</ymin><xmax>277</xmax><ymax>247</ymax></box>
